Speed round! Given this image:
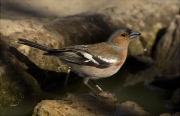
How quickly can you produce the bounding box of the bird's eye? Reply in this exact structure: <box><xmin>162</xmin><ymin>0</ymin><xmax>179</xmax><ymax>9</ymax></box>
<box><xmin>121</xmin><ymin>33</ymin><xmax>126</xmax><ymax>37</ymax></box>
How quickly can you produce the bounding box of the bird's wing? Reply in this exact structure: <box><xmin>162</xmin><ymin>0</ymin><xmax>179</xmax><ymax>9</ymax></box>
<box><xmin>44</xmin><ymin>43</ymin><xmax>119</xmax><ymax>68</ymax></box>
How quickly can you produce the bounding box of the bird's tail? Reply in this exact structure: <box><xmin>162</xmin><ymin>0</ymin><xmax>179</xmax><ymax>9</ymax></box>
<box><xmin>17</xmin><ymin>38</ymin><xmax>57</xmax><ymax>52</ymax></box>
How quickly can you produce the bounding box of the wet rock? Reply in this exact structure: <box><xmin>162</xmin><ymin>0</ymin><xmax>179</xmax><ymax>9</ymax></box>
<box><xmin>33</xmin><ymin>92</ymin><xmax>149</xmax><ymax>116</ymax></box>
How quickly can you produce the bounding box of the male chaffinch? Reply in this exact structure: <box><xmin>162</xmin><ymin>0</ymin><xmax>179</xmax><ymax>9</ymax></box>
<box><xmin>18</xmin><ymin>28</ymin><xmax>140</xmax><ymax>92</ymax></box>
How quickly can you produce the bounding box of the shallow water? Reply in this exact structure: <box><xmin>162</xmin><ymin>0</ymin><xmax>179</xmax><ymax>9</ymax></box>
<box><xmin>0</xmin><ymin>71</ymin><xmax>174</xmax><ymax>115</ymax></box>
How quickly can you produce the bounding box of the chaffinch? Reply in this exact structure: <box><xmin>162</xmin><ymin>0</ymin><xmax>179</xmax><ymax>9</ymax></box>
<box><xmin>18</xmin><ymin>28</ymin><xmax>140</xmax><ymax>92</ymax></box>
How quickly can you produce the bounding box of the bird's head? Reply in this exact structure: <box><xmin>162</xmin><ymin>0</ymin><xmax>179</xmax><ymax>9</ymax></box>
<box><xmin>107</xmin><ymin>28</ymin><xmax>141</xmax><ymax>49</ymax></box>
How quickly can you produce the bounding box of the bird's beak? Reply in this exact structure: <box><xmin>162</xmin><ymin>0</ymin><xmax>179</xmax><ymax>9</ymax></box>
<box><xmin>130</xmin><ymin>31</ymin><xmax>141</xmax><ymax>39</ymax></box>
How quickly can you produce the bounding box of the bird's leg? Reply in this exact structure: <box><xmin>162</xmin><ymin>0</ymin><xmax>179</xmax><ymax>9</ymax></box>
<box><xmin>64</xmin><ymin>67</ymin><xmax>71</xmax><ymax>86</ymax></box>
<box><xmin>91</xmin><ymin>80</ymin><xmax>103</xmax><ymax>92</ymax></box>
<box><xmin>83</xmin><ymin>78</ymin><xmax>97</xmax><ymax>93</ymax></box>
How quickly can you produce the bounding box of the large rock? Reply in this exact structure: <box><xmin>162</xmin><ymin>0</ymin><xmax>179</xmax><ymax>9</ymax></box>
<box><xmin>148</xmin><ymin>16</ymin><xmax>180</xmax><ymax>113</ymax></box>
<box><xmin>1</xmin><ymin>0</ymin><xmax>178</xmax><ymax>55</ymax></box>
<box><xmin>0</xmin><ymin>16</ymin><xmax>109</xmax><ymax>107</ymax></box>
<box><xmin>33</xmin><ymin>93</ymin><xmax>150</xmax><ymax>116</ymax></box>
<box><xmin>160</xmin><ymin>112</ymin><xmax>180</xmax><ymax>116</ymax></box>
<box><xmin>154</xmin><ymin>15</ymin><xmax>180</xmax><ymax>76</ymax></box>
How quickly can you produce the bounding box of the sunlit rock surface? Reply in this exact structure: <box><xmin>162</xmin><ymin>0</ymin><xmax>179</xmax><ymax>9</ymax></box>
<box><xmin>33</xmin><ymin>92</ymin><xmax>150</xmax><ymax>116</ymax></box>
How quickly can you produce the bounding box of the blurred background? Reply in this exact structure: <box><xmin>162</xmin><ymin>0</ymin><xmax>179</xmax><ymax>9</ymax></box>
<box><xmin>0</xmin><ymin>0</ymin><xmax>179</xmax><ymax>115</ymax></box>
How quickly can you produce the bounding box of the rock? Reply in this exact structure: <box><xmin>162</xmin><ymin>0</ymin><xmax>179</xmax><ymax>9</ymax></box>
<box><xmin>0</xmin><ymin>42</ymin><xmax>40</xmax><ymax>107</ymax></box>
<box><xmin>0</xmin><ymin>15</ymin><xmax>110</xmax><ymax>107</ymax></box>
<box><xmin>149</xmin><ymin>15</ymin><xmax>180</xmax><ymax>103</ymax></box>
<box><xmin>173</xmin><ymin>112</ymin><xmax>180</xmax><ymax>116</ymax></box>
<box><xmin>154</xmin><ymin>15</ymin><xmax>180</xmax><ymax>76</ymax></box>
<box><xmin>33</xmin><ymin>92</ymin><xmax>149</xmax><ymax>116</ymax></box>
<box><xmin>1</xmin><ymin>0</ymin><xmax>179</xmax><ymax>55</ymax></box>
<box><xmin>33</xmin><ymin>92</ymin><xmax>117</xmax><ymax>116</ymax></box>
<box><xmin>160</xmin><ymin>112</ymin><xmax>180</xmax><ymax>116</ymax></box>
<box><xmin>116</xmin><ymin>101</ymin><xmax>150</xmax><ymax>115</ymax></box>
<box><xmin>98</xmin><ymin>0</ymin><xmax>178</xmax><ymax>55</ymax></box>
<box><xmin>160</xmin><ymin>113</ymin><xmax>172</xmax><ymax>116</ymax></box>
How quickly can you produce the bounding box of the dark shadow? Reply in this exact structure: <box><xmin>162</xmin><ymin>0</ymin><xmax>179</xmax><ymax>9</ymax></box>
<box><xmin>44</xmin><ymin>14</ymin><xmax>114</xmax><ymax>44</ymax></box>
<box><xmin>150</xmin><ymin>75</ymin><xmax>180</xmax><ymax>91</ymax></box>
<box><xmin>9</xmin><ymin>46</ymin><xmax>75</xmax><ymax>91</ymax></box>
<box><xmin>151</xmin><ymin>28</ymin><xmax>167</xmax><ymax>58</ymax></box>
<box><xmin>122</xmin><ymin>55</ymin><xmax>153</xmax><ymax>74</ymax></box>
